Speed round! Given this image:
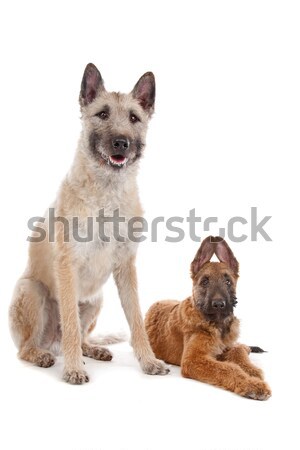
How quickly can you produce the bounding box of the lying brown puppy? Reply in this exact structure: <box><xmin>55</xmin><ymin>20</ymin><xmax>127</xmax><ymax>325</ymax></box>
<box><xmin>145</xmin><ymin>236</ymin><xmax>271</xmax><ymax>400</ymax></box>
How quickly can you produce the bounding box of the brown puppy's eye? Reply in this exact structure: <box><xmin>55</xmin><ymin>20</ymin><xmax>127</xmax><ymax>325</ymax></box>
<box><xmin>201</xmin><ymin>277</ymin><xmax>209</xmax><ymax>287</ymax></box>
<box><xmin>96</xmin><ymin>111</ymin><xmax>109</xmax><ymax>120</ymax></box>
<box><xmin>130</xmin><ymin>113</ymin><xmax>140</xmax><ymax>123</ymax></box>
<box><xmin>225</xmin><ymin>279</ymin><xmax>231</xmax><ymax>286</ymax></box>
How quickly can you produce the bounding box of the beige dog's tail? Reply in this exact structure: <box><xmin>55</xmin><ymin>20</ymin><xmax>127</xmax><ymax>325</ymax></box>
<box><xmin>88</xmin><ymin>331</ymin><xmax>128</xmax><ymax>346</ymax></box>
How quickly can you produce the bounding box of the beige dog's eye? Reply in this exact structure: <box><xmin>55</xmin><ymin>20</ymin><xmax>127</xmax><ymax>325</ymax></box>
<box><xmin>96</xmin><ymin>111</ymin><xmax>109</xmax><ymax>120</ymax></box>
<box><xmin>130</xmin><ymin>113</ymin><xmax>140</xmax><ymax>123</ymax></box>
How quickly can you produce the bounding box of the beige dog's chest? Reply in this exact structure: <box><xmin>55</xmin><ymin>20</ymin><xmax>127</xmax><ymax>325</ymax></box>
<box><xmin>73</xmin><ymin>216</ymin><xmax>138</xmax><ymax>300</ymax></box>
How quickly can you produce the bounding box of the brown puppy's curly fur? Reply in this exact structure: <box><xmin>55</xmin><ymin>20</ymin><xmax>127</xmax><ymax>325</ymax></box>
<box><xmin>145</xmin><ymin>236</ymin><xmax>271</xmax><ymax>400</ymax></box>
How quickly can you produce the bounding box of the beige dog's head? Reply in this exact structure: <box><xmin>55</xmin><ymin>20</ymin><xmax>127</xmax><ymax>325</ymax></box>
<box><xmin>79</xmin><ymin>63</ymin><xmax>155</xmax><ymax>170</ymax></box>
<box><xmin>191</xmin><ymin>236</ymin><xmax>239</xmax><ymax>324</ymax></box>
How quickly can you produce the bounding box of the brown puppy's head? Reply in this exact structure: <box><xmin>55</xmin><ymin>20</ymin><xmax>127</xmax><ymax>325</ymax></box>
<box><xmin>79</xmin><ymin>63</ymin><xmax>155</xmax><ymax>171</ymax></box>
<box><xmin>191</xmin><ymin>236</ymin><xmax>239</xmax><ymax>323</ymax></box>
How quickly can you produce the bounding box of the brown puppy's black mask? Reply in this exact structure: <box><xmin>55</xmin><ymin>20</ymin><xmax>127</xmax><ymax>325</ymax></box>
<box><xmin>191</xmin><ymin>236</ymin><xmax>239</xmax><ymax>323</ymax></box>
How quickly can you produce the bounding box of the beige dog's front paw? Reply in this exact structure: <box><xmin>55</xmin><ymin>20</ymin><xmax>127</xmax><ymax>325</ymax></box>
<box><xmin>63</xmin><ymin>368</ymin><xmax>90</xmax><ymax>385</ymax></box>
<box><xmin>141</xmin><ymin>358</ymin><xmax>170</xmax><ymax>375</ymax></box>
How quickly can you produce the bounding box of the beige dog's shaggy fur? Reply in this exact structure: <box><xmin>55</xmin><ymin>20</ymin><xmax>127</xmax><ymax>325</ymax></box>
<box><xmin>9</xmin><ymin>63</ymin><xmax>169</xmax><ymax>383</ymax></box>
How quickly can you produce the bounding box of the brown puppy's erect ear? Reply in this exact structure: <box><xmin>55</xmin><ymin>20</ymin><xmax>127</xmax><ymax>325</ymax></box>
<box><xmin>132</xmin><ymin>72</ymin><xmax>155</xmax><ymax>113</ymax></box>
<box><xmin>191</xmin><ymin>236</ymin><xmax>215</xmax><ymax>278</ymax></box>
<box><xmin>214</xmin><ymin>237</ymin><xmax>239</xmax><ymax>276</ymax></box>
<box><xmin>79</xmin><ymin>63</ymin><xmax>105</xmax><ymax>107</ymax></box>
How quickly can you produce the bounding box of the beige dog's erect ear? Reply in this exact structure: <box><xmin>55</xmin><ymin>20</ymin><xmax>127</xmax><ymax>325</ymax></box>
<box><xmin>214</xmin><ymin>238</ymin><xmax>239</xmax><ymax>276</ymax></box>
<box><xmin>132</xmin><ymin>72</ymin><xmax>155</xmax><ymax>113</ymax></box>
<box><xmin>79</xmin><ymin>63</ymin><xmax>105</xmax><ymax>106</ymax></box>
<box><xmin>191</xmin><ymin>236</ymin><xmax>215</xmax><ymax>278</ymax></box>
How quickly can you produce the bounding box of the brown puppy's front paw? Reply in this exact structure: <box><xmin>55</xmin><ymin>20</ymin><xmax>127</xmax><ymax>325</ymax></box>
<box><xmin>82</xmin><ymin>344</ymin><xmax>113</xmax><ymax>361</ymax></box>
<box><xmin>36</xmin><ymin>352</ymin><xmax>55</xmax><ymax>368</ymax></box>
<box><xmin>141</xmin><ymin>358</ymin><xmax>170</xmax><ymax>375</ymax></box>
<box><xmin>244</xmin><ymin>380</ymin><xmax>271</xmax><ymax>401</ymax></box>
<box><xmin>63</xmin><ymin>369</ymin><xmax>90</xmax><ymax>385</ymax></box>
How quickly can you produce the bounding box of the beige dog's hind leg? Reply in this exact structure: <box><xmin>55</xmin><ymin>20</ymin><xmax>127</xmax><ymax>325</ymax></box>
<box><xmin>80</xmin><ymin>298</ymin><xmax>113</xmax><ymax>362</ymax></box>
<box><xmin>9</xmin><ymin>278</ymin><xmax>56</xmax><ymax>368</ymax></box>
<box><xmin>113</xmin><ymin>256</ymin><xmax>169</xmax><ymax>376</ymax></box>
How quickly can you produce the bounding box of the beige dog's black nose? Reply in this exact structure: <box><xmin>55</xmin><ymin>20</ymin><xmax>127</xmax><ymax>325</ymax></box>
<box><xmin>112</xmin><ymin>137</ymin><xmax>129</xmax><ymax>151</ymax></box>
<box><xmin>212</xmin><ymin>300</ymin><xmax>226</xmax><ymax>309</ymax></box>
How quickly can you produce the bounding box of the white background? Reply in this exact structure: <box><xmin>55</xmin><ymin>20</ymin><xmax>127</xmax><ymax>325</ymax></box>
<box><xmin>0</xmin><ymin>1</ymin><xmax>299</xmax><ymax>449</ymax></box>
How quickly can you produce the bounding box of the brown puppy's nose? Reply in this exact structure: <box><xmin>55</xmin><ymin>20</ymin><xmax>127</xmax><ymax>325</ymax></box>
<box><xmin>212</xmin><ymin>300</ymin><xmax>226</xmax><ymax>309</ymax></box>
<box><xmin>112</xmin><ymin>137</ymin><xmax>130</xmax><ymax>151</ymax></box>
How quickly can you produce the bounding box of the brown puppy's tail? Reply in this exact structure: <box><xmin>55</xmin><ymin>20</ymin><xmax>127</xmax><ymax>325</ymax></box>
<box><xmin>250</xmin><ymin>346</ymin><xmax>267</xmax><ymax>353</ymax></box>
